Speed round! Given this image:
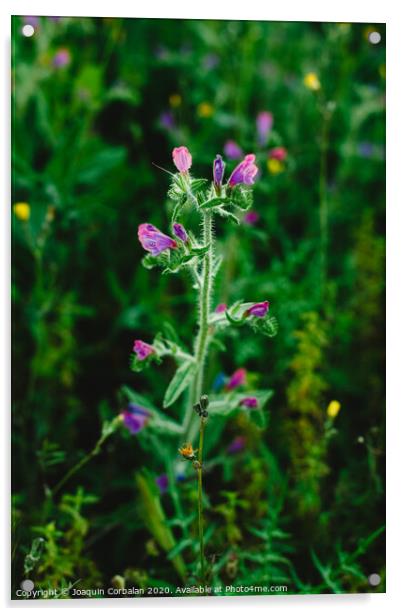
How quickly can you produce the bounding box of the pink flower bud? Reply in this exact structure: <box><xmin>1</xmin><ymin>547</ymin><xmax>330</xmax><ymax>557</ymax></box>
<box><xmin>172</xmin><ymin>146</ymin><xmax>192</xmax><ymax>173</ymax></box>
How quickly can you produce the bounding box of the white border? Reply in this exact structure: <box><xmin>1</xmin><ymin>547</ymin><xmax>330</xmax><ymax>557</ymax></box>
<box><xmin>2</xmin><ymin>1</ymin><xmax>401</xmax><ymax>613</ymax></box>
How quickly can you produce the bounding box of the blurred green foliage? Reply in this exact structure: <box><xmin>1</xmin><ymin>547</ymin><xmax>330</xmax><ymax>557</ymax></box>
<box><xmin>12</xmin><ymin>16</ymin><xmax>385</xmax><ymax>597</ymax></box>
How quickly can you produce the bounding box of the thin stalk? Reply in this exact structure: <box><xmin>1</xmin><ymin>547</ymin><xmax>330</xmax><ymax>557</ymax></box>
<box><xmin>319</xmin><ymin>107</ymin><xmax>330</xmax><ymax>301</ymax></box>
<box><xmin>197</xmin><ymin>417</ymin><xmax>206</xmax><ymax>582</ymax></box>
<box><xmin>51</xmin><ymin>421</ymin><xmax>117</xmax><ymax>497</ymax></box>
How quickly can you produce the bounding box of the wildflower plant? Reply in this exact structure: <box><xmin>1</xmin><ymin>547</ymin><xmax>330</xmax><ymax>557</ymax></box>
<box><xmin>128</xmin><ymin>145</ymin><xmax>278</xmax><ymax>583</ymax></box>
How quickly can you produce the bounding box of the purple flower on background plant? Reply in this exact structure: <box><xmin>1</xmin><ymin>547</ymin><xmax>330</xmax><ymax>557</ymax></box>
<box><xmin>213</xmin><ymin>372</ymin><xmax>226</xmax><ymax>391</ymax></box>
<box><xmin>357</xmin><ymin>142</ymin><xmax>374</xmax><ymax>158</ymax></box>
<box><xmin>227</xmin><ymin>436</ymin><xmax>246</xmax><ymax>454</ymax></box>
<box><xmin>203</xmin><ymin>53</ymin><xmax>219</xmax><ymax>70</ymax></box>
<box><xmin>213</xmin><ymin>155</ymin><xmax>225</xmax><ymax>188</ymax></box>
<box><xmin>215</xmin><ymin>303</ymin><xmax>227</xmax><ymax>313</ymax></box>
<box><xmin>121</xmin><ymin>403</ymin><xmax>150</xmax><ymax>434</ymax></box>
<box><xmin>256</xmin><ymin>111</ymin><xmax>273</xmax><ymax>146</ymax></box>
<box><xmin>48</xmin><ymin>16</ymin><xmax>61</xmax><ymax>22</ymax></box>
<box><xmin>172</xmin><ymin>223</ymin><xmax>188</xmax><ymax>243</ymax></box>
<box><xmin>133</xmin><ymin>339</ymin><xmax>155</xmax><ymax>361</ymax></box>
<box><xmin>269</xmin><ymin>147</ymin><xmax>287</xmax><ymax>161</ymax></box>
<box><xmin>155</xmin><ymin>474</ymin><xmax>169</xmax><ymax>493</ymax></box>
<box><xmin>159</xmin><ymin>111</ymin><xmax>175</xmax><ymax>130</ymax></box>
<box><xmin>228</xmin><ymin>154</ymin><xmax>259</xmax><ymax>187</ymax></box>
<box><xmin>245</xmin><ymin>301</ymin><xmax>270</xmax><ymax>318</ymax></box>
<box><xmin>243</xmin><ymin>211</ymin><xmax>260</xmax><ymax>226</ymax></box>
<box><xmin>23</xmin><ymin>16</ymin><xmax>39</xmax><ymax>27</ymax></box>
<box><xmin>52</xmin><ymin>48</ymin><xmax>71</xmax><ymax>68</ymax></box>
<box><xmin>138</xmin><ymin>223</ymin><xmax>177</xmax><ymax>256</ymax></box>
<box><xmin>226</xmin><ymin>368</ymin><xmax>247</xmax><ymax>390</ymax></box>
<box><xmin>224</xmin><ymin>140</ymin><xmax>243</xmax><ymax>160</ymax></box>
<box><xmin>172</xmin><ymin>146</ymin><xmax>192</xmax><ymax>173</ymax></box>
<box><xmin>240</xmin><ymin>397</ymin><xmax>258</xmax><ymax>409</ymax></box>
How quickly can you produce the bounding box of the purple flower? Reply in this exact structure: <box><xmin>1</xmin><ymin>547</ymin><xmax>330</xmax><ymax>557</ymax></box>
<box><xmin>213</xmin><ymin>155</ymin><xmax>225</xmax><ymax>188</ymax></box>
<box><xmin>243</xmin><ymin>211</ymin><xmax>260</xmax><ymax>226</ymax></box>
<box><xmin>227</xmin><ymin>436</ymin><xmax>246</xmax><ymax>454</ymax></box>
<box><xmin>226</xmin><ymin>368</ymin><xmax>247</xmax><ymax>391</ymax></box>
<box><xmin>240</xmin><ymin>397</ymin><xmax>258</xmax><ymax>409</ymax></box>
<box><xmin>245</xmin><ymin>301</ymin><xmax>270</xmax><ymax>318</ymax></box>
<box><xmin>138</xmin><ymin>223</ymin><xmax>177</xmax><ymax>256</ymax></box>
<box><xmin>121</xmin><ymin>403</ymin><xmax>150</xmax><ymax>434</ymax></box>
<box><xmin>172</xmin><ymin>146</ymin><xmax>192</xmax><ymax>173</ymax></box>
<box><xmin>133</xmin><ymin>339</ymin><xmax>155</xmax><ymax>360</ymax></box>
<box><xmin>215</xmin><ymin>303</ymin><xmax>227</xmax><ymax>313</ymax></box>
<box><xmin>159</xmin><ymin>111</ymin><xmax>175</xmax><ymax>130</ymax></box>
<box><xmin>228</xmin><ymin>154</ymin><xmax>259</xmax><ymax>187</ymax></box>
<box><xmin>172</xmin><ymin>223</ymin><xmax>188</xmax><ymax>243</ymax></box>
<box><xmin>256</xmin><ymin>111</ymin><xmax>273</xmax><ymax>146</ymax></box>
<box><xmin>357</xmin><ymin>142</ymin><xmax>375</xmax><ymax>158</ymax></box>
<box><xmin>23</xmin><ymin>16</ymin><xmax>39</xmax><ymax>27</ymax></box>
<box><xmin>52</xmin><ymin>48</ymin><xmax>71</xmax><ymax>68</ymax></box>
<box><xmin>155</xmin><ymin>474</ymin><xmax>169</xmax><ymax>493</ymax></box>
<box><xmin>269</xmin><ymin>147</ymin><xmax>287</xmax><ymax>161</ymax></box>
<box><xmin>203</xmin><ymin>53</ymin><xmax>219</xmax><ymax>70</ymax></box>
<box><xmin>224</xmin><ymin>140</ymin><xmax>243</xmax><ymax>160</ymax></box>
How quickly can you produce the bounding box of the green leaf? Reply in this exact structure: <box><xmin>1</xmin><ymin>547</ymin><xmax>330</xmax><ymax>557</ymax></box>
<box><xmin>199</xmin><ymin>196</ymin><xmax>231</xmax><ymax>209</ymax></box>
<box><xmin>163</xmin><ymin>360</ymin><xmax>196</xmax><ymax>408</ymax></box>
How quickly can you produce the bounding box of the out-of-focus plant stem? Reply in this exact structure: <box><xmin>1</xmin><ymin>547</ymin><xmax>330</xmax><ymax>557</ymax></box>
<box><xmin>197</xmin><ymin>417</ymin><xmax>206</xmax><ymax>583</ymax></box>
<box><xmin>319</xmin><ymin>103</ymin><xmax>333</xmax><ymax>304</ymax></box>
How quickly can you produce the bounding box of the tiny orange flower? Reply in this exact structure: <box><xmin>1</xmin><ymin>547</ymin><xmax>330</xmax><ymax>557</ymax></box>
<box><xmin>178</xmin><ymin>443</ymin><xmax>196</xmax><ymax>460</ymax></box>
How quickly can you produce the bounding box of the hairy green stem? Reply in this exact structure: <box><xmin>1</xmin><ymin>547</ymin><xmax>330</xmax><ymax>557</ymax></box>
<box><xmin>183</xmin><ymin>211</ymin><xmax>214</xmax><ymax>441</ymax></box>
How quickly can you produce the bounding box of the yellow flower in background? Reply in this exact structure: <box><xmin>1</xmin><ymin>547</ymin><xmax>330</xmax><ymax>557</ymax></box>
<box><xmin>169</xmin><ymin>93</ymin><xmax>182</xmax><ymax>108</ymax></box>
<box><xmin>379</xmin><ymin>64</ymin><xmax>386</xmax><ymax>79</ymax></box>
<box><xmin>363</xmin><ymin>26</ymin><xmax>374</xmax><ymax>41</ymax></box>
<box><xmin>337</xmin><ymin>23</ymin><xmax>351</xmax><ymax>33</ymax></box>
<box><xmin>303</xmin><ymin>72</ymin><xmax>321</xmax><ymax>91</ymax></box>
<box><xmin>327</xmin><ymin>400</ymin><xmax>341</xmax><ymax>419</ymax></box>
<box><xmin>267</xmin><ymin>158</ymin><xmax>284</xmax><ymax>175</ymax></box>
<box><xmin>197</xmin><ymin>102</ymin><xmax>214</xmax><ymax>118</ymax></box>
<box><xmin>13</xmin><ymin>202</ymin><xmax>30</xmax><ymax>221</ymax></box>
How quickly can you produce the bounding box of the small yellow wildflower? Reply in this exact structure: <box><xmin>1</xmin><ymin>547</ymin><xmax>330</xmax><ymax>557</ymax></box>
<box><xmin>267</xmin><ymin>159</ymin><xmax>284</xmax><ymax>175</ymax></box>
<box><xmin>363</xmin><ymin>26</ymin><xmax>375</xmax><ymax>41</ymax></box>
<box><xmin>169</xmin><ymin>93</ymin><xmax>182</xmax><ymax>108</ymax></box>
<box><xmin>178</xmin><ymin>443</ymin><xmax>196</xmax><ymax>460</ymax></box>
<box><xmin>197</xmin><ymin>102</ymin><xmax>214</xmax><ymax>118</ymax></box>
<box><xmin>303</xmin><ymin>72</ymin><xmax>321</xmax><ymax>91</ymax></box>
<box><xmin>327</xmin><ymin>400</ymin><xmax>341</xmax><ymax>419</ymax></box>
<box><xmin>13</xmin><ymin>202</ymin><xmax>30</xmax><ymax>221</ymax></box>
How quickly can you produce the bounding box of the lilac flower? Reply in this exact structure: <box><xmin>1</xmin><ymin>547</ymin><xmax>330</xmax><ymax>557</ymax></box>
<box><xmin>133</xmin><ymin>339</ymin><xmax>155</xmax><ymax>360</ymax></box>
<box><xmin>155</xmin><ymin>474</ymin><xmax>169</xmax><ymax>493</ymax></box>
<box><xmin>159</xmin><ymin>111</ymin><xmax>175</xmax><ymax>130</ymax></box>
<box><xmin>203</xmin><ymin>53</ymin><xmax>219</xmax><ymax>70</ymax></box>
<box><xmin>215</xmin><ymin>303</ymin><xmax>227</xmax><ymax>313</ymax></box>
<box><xmin>172</xmin><ymin>146</ymin><xmax>192</xmax><ymax>173</ymax></box>
<box><xmin>227</xmin><ymin>436</ymin><xmax>246</xmax><ymax>454</ymax></box>
<box><xmin>245</xmin><ymin>301</ymin><xmax>270</xmax><ymax>318</ymax></box>
<box><xmin>243</xmin><ymin>211</ymin><xmax>260</xmax><ymax>226</ymax></box>
<box><xmin>138</xmin><ymin>223</ymin><xmax>177</xmax><ymax>256</ymax></box>
<box><xmin>228</xmin><ymin>154</ymin><xmax>259</xmax><ymax>187</ymax></box>
<box><xmin>357</xmin><ymin>142</ymin><xmax>375</xmax><ymax>158</ymax></box>
<box><xmin>213</xmin><ymin>155</ymin><xmax>225</xmax><ymax>188</ymax></box>
<box><xmin>269</xmin><ymin>147</ymin><xmax>287</xmax><ymax>161</ymax></box>
<box><xmin>224</xmin><ymin>140</ymin><xmax>243</xmax><ymax>160</ymax></box>
<box><xmin>121</xmin><ymin>403</ymin><xmax>150</xmax><ymax>434</ymax></box>
<box><xmin>226</xmin><ymin>368</ymin><xmax>247</xmax><ymax>391</ymax></box>
<box><xmin>23</xmin><ymin>16</ymin><xmax>39</xmax><ymax>27</ymax></box>
<box><xmin>240</xmin><ymin>397</ymin><xmax>258</xmax><ymax>409</ymax></box>
<box><xmin>172</xmin><ymin>223</ymin><xmax>188</xmax><ymax>243</ymax></box>
<box><xmin>256</xmin><ymin>111</ymin><xmax>273</xmax><ymax>146</ymax></box>
<box><xmin>52</xmin><ymin>48</ymin><xmax>71</xmax><ymax>68</ymax></box>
